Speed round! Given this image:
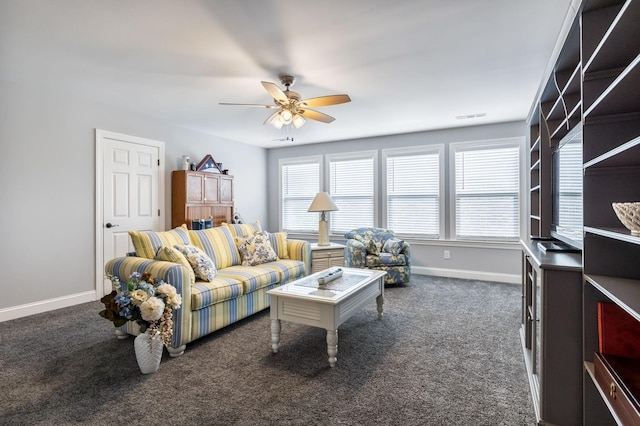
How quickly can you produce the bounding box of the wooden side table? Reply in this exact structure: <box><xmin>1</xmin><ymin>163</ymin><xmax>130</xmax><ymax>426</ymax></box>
<box><xmin>310</xmin><ymin>243</ymin><xmax>345</xmax><ymax>274</ymax></box>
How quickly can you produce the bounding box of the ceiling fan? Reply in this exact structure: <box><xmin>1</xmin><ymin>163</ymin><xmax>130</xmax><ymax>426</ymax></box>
<box><xmin>220</xmin><ymin>75</ymin><xmax>351</xmax><ymax>129</ymax></box>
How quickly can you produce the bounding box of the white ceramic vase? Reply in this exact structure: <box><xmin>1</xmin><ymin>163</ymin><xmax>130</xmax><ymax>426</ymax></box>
<box><xmin>134</xmin><ymin>332</ymin><xmax>163</xmax><ymax>374</ymax></box>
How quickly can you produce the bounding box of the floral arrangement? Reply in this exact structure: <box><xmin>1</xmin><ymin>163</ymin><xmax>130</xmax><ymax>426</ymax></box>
<box><xmin>99</xmin><ymin>272</ymin><xmax>182</xmax><ymax>347</ymax></box>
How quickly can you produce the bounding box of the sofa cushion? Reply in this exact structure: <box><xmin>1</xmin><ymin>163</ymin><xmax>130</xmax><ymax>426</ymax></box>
<box><xmin>235</xmin><ymin>231</ymin><xmax>278</xmax><ymax>266</ymax></box>
<box><xmin>188</xmin><ymin>226</ymin><xmax>240</xmax><ymax>269</ymax></box>
<box><xmin>174</xmin><ymin>244</ymin><xmax>217</xmax><ymax>282</ymax></box>
<box><xmin>258</xmin><ymin>259</ymin><xmax>305</xmax><ymax>283</ymax></box>
<box><xmin>191</xmin><ymin>276</ymin><xmax>244</xmax><ymax>310</ymax></box>
<box><xmin>223</xmin><ymin>221</ymin><xmax>262</xmax><ymax>238</ymax></box>
<box><xmin>215</xmin><ymin>265</ymin><xmax>280</xmax><ymax>293</ymax></box>
<box><xmin>154</xmin><ymin>246</ymin><xmax>196</xmax><ymax>283</ymax></box>
<box><xmin>365</xmin><ymin>253</ymin><xmax>407</xmax><ymax>267</ymax></box>
<box><xmin>129</xmin><ymin>225</ymin><xmax>190</xmax><ymax>259</ymax></box>
<box><xmin>383</xmin><ymin>238</ymin><xmax>405</xmax><ymax>256</ymax></box>
<box><xmin>267</xmin><ymin>231</ymin><xmax>289</xmax><ymax>259</ymax></box>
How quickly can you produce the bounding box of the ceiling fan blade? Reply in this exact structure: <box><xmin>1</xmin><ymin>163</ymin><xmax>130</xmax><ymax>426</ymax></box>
<box><xmin>219</xmin><ymin>102</ymin><xmax>278</xmax><ymax>108</ymax></box>
<box><xmin>300</xmin><ymin>94</ymin><xmax>351</xmax><ymax>107</ymax></box>
<box><xmin>299</xmin><ymin>108</ymin><xmax>335</xmax><ymax>123</ymax></box>
<box><xmin>261</xmin><ymin>81</ymin><xmax>289</xmax><ymax>104</ymax></box>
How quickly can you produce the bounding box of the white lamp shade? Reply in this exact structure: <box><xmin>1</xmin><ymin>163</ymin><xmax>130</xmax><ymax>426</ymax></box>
<box><xmin>292</xmin><ymin>114</ymin><xmax>306</xmax><ymax>129</ymax></box>
<box><xmin>308</xmin><ymin>192</ymin><xmax>338</xmax><ymax>212</ymax></box>
<box><xmin>280</xmin><ymin>109</ymin><xmax>293</xmax><ymax>124</ymax></box>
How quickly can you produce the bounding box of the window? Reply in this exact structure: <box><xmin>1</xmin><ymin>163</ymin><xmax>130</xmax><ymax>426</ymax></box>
<box><xmin>280</xmin><ymin>156</ymin><xmax>321</xmax><ymax>232</ymax></box>
<box><xmin>452</xmin><ymin>140</ymin><xmax>521</xmax><ymax>240</ymax></box>
<box><xmin>383</xmin><ymin>146</ymin><xmax>443</xmax><ymax>238</ymax></box>
<box><xmin>327</xmin><ymin>152</ymin><xmax>376</xmax><ymax>233</ymax></box>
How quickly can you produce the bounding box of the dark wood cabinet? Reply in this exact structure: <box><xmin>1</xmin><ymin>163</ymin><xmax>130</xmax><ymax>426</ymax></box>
<box><xmin>521</xmin><ymin>240</ymin><xmax>583</xmax><ymax>425</ymax></box>
<box><xmin>172</xmin><ymin>171</ymin><xmax>234</xmax><ymax>229</ymax></box>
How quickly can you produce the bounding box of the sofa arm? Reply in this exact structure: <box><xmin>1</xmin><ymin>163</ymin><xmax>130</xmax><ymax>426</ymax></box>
<box><xmin>345</xmin><ymin>240</ymin><xmax>366</xmax><ymax>268</ymax></box>
<box><xmin>105</xmin><ymin>256</ymin><xmax>194</xmax><ymax>348</ymax></box>
<box><xmin>286</xmin><ymin>239</ymin><xmax>311</xmax><ymax>276</ymax></box>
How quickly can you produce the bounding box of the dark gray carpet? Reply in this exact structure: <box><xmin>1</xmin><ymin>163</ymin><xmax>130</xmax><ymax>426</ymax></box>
<box><xmin>0</xmin><ymin>275</ymin><xmax>535</xmax><ymax>425</ymax></box>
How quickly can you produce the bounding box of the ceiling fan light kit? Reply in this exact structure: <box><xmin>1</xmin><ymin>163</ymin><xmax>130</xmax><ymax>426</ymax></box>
<box><xmin>220</xmin><ymin>74</ymin><xmax>351</xmax><ymax>130</ymax></box>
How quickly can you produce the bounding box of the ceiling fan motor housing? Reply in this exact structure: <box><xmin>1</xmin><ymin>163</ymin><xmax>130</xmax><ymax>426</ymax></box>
<box><xmin>279</xmin><ymin>74</ymin><xmax>295</xmax><ymax>88</ymax></box>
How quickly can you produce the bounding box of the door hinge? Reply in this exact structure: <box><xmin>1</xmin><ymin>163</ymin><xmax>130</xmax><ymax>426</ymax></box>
<box><xmin>158</xmin><ymin>209</ymin><xmax>161</xmax><ymax>217</ymax></box>
<box><xmin>157</xmin><ymin>159</ymin><xmax>160</xmax><ymax>166</ymax></box>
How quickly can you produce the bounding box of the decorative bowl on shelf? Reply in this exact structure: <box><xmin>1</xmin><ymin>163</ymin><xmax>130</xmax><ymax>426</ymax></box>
<box><xmin>612</xmin><ymin>202</ymin><xmax>640</xmax><ymax>235</ymax></box>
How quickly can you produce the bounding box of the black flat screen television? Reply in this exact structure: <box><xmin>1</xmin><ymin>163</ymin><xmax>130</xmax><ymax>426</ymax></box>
<box><xmin>551</xmin><ymin>125</ymin><xmax>583</xmax><ymax>250</ymax></box>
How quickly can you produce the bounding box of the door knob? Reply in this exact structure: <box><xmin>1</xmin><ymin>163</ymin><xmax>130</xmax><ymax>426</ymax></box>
<box><xmin>105</xmin><ymin>223</ymin><xmax>119</xmax><ymax>229</ymax></box>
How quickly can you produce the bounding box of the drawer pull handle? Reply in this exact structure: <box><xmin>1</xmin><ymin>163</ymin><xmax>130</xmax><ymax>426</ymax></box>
<box><xmin>609</xmin><ymin>382</ymin><xmax>617</xmax><ymax>400</ymax></box>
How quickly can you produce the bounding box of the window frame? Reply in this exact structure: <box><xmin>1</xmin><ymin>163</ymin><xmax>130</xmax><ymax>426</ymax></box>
<box><xmin>382</xmin><ymin>144</ymin><xmax>445</xmax><ymax>240</ymax></box>
<box><xmin>325</xmin><ymin>150</ymin><xmax>378</xmax><ymax>235</ymax></box>
<box><xmin>449</xmin><ymin>137</ymin><xmax>523</xmax><ymax>242</ymax></box>
<box><xmin>278</xmin><ymin>155</ymin><xmax>323</xmax><ymax>233</ymax></box>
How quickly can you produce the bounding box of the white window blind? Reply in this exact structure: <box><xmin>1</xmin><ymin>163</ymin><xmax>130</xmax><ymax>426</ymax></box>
<box><xmin>454</xmin><ymin>144</ymin><xmax>520</xmax><ymax>240</ymax></box>
<box><xmin>328</xmin><ymin>154</ymin><xmax>375</xmax><ymax>233</ymax></box>
<box><xmin>281</xmin><ymin>159</ymin><xmax>320</xmax><ymax>232</ymax></box>
<box><xmin>385</xmin><ymin>148</ymin><xmax>441</xmax><ymax>237</ymax></box>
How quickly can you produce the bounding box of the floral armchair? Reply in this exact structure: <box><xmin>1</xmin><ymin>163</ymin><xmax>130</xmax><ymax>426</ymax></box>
<box><xmin>344</xmin><ymin>227</ymin><xmax>411</xmax><ymax>284</ymax></box>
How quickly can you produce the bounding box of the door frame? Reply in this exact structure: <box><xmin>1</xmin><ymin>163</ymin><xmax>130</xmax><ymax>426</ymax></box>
<box><xmin>95</xmin><ymin>129</ymin><xmax>166</xmax><ymax>297</ymax></box>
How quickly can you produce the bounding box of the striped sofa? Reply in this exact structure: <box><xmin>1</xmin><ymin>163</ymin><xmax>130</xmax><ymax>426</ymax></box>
<box><xmin>105</xmin><ymin>222</ymin><xmax>310</xmax><ymax>357</ymax></box>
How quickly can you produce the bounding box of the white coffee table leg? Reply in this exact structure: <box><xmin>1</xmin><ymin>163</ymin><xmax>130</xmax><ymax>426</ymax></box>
<box><xmin>326</xmin><ymin>329</ymin><xmax>338</xmax><ymax>367</ymax></box>
<box><xmin>377</xmin><ymin>293</ymin><xmax>384</xmax><ymax>319</ymax></box>
<box><xmin>271</xmin><ymin>319</ymin><xmax>281</xmax><ymax>353</ymax></box>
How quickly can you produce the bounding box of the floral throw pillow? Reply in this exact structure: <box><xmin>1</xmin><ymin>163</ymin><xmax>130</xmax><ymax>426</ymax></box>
<box><xmin>235</xmin><ymin>231</ymin><xmax>278</xmax><ymax>266</ymax></box>
<box><xmin>383</xmin><ymin>238</ymin><xmax>404</xmax><ymax>256</ymax></box>
<box><xmin>174</xmin><ymin>244</ymin><xmax>217</xmax><ymax>282</ymax></box>
<box><xmin>363</xmin><ymin>238</ymin><xmax>383</xmax><ymax>256</ymax></box>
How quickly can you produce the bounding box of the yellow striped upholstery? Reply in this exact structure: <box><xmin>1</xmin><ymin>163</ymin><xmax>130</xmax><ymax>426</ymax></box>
<box><xmin>259</xmin><ymin>259</ymin><xmax>305</xmax><ymax>284</ymax></box>
<box><xmin>129</xmin><ymin>224</ymin><xmax>190</xmax><ymax>259</ymax></box>
<box><xmin>222</xmin><ymin>221</ymin><xmax>262</xmax><ymax>238</ymax></box>
<box><xmin>287</xmin><ymin>239</ymin><xmax>311</xmax><ymax>276</ymax></box>
<box><xmin>191</xmin><ymin>276</ymin><xmax>244</xmax><ymax>310</ymax></box>
<box><xmin>190</xmin><ymin>284</ymin><xmax>275</xmax><ymax>341</ymax></box>
<box><xmin>188</xmin><ymin>226</ymin><xmax>240</xmax><ymax>269</ymax></box>
<box><xmin>216</xmin><ymin>265</ymin><xmax>279</xmax><ymax>293</ymax></box>
<box><xmin>267</xmin><ymin>232</ymin><xmax>289</xmax><ymax>259</ymax></box>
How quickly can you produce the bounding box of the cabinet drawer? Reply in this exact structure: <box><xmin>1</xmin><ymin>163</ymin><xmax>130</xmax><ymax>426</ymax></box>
<box><xmin>593</xmin><ymin>352</ymin><xmax>640</xmax><ymax>425</ymax></box>
<box><xmin>312</xmin><ymin>249</ymin><xmax>344</xmax><ymax>259</ymax></box>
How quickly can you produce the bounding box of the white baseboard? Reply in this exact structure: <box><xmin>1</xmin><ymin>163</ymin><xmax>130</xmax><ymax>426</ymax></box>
<box><xmin>412</xmin><ymin>266</ymin><xmax>520</xmax><ymax>284</ymax></box>
<box><xmin>0</xmin><ymin>291</ymin><xmax>97</xmax><ymax>322</ymax></box>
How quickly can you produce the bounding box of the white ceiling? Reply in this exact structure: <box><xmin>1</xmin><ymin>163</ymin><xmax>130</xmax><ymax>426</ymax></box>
<box><xmin>0</xmin><ymin>0</ymin><xmax>575</xmax><ymax>148</ymax></box>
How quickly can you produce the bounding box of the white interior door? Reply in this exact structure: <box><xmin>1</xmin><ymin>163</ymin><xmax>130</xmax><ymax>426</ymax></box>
<box><xmin>96</xmin><ymin>130</ymin><xmax>165</xmax><ymax>296</ymax></box>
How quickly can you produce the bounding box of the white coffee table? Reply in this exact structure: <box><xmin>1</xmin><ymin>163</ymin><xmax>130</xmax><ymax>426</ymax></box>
<box><xmin>267</xmin><ymin>267</ymin><xmax>386</xmax><ymax>367</ymax></box>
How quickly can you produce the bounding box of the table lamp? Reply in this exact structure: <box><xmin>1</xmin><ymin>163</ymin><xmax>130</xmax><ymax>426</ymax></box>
<box><xmin>308</xmin><ymin>192</ymin><xmax>338</xmax><ymax>246</ymax></box>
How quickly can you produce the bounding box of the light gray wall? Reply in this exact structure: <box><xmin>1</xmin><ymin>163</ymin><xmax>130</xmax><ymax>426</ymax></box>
<box><xmin>0</xmin><ymin>80</ymin><xmax>266</xmax><ymax>311</ymax></box>
<box><xmin>0</xmin><ymin>76</ymin><xmax>527</xmax><ymax>317</ymax></box>
<box><xmin>267</xmin><ymin>121</ymin><xmax>528</xmax><ymax>281</ymax></box>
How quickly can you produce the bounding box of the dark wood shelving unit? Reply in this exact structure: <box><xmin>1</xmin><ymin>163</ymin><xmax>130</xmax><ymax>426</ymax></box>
<box><xmin>583</xmin><ymin>0</ymin><xmax>639</xmax><ymax>424</ymax></box>
<box><xmin>525</xmin><ymin>0</ymin><xmax>640</xmax><ymax>424</ymax></box>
